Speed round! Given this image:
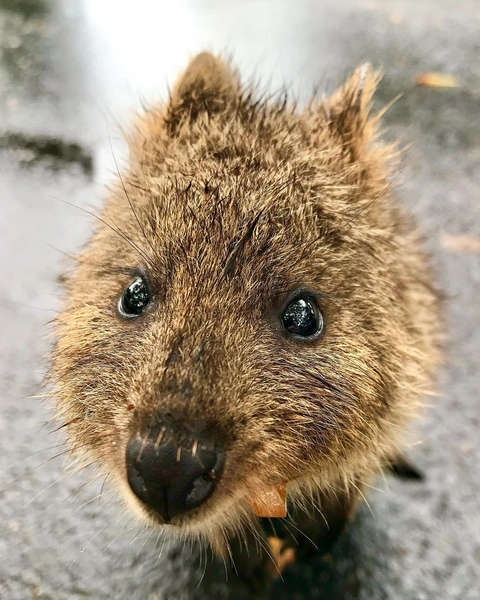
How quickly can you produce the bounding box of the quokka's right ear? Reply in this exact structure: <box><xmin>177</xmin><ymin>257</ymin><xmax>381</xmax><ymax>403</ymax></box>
<box><xmin>323</xmin><ymin>64</ymin><xmax>382</xmax><ymax>163</ymax></box>
<box><xmin>165</xmin><ymin>52</ymin><xmax>240</xmax><ymax>135</ymax></box>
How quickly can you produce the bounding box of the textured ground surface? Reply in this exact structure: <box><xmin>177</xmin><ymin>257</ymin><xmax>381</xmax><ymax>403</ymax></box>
<box><xmin>0</xmin><ymin>1</ymin><xmax>479</xmax><ymax>599</ymax></box>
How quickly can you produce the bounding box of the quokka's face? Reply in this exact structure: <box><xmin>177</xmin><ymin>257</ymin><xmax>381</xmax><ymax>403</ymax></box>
<box><xmin>52</xmin><ymin>53</ymin><xmax>432</xmax><ymax>546</ymax></box>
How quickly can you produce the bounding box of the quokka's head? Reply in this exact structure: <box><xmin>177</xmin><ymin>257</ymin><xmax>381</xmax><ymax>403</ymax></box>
<box><xmin>51</xmin><ymin>53</ymin><xmax>438</xmax><ymax>548</ymax></box>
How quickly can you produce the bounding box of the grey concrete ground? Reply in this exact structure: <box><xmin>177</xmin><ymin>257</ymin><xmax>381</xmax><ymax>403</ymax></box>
<box><xmin>0</xmin><ymin>0</ymin><xmax>479</xmax><ymax>598</ymax></box>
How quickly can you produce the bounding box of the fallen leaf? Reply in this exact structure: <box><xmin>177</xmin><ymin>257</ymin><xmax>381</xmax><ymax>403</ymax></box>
<box><xmin>415</xmin><ymin>73</ymin><xmax>459</xmax><ymax>88</ymax></box>
<box><xmin>442</xmin><ymin>234</ymin><xmax>480</xmax><ymax>254</ymax></box>
<box><xmin>389</xmin><ymin>12</ymin><xmax>404</xmax><ymax>24</ymax></box>
<box><xmin>249</xmin><ymin>482</ymin><xmax>287</xmax><ymax>518</ymax></box>
<box><xmin>267</xmin><ymin>536</ymin><xmax>296</xmax><ymax>575</ymax></box>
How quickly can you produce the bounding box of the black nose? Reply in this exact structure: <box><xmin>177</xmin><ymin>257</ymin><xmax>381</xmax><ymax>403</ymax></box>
<box><xmin>126</xmin><ymin>421</ymin><xmax>224</xmax><ymax>522</ymax></box>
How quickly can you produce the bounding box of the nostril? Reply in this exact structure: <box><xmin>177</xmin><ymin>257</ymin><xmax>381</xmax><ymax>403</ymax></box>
<box><xmin>125</xmin><ymin>427</ymin><xmax>224</xmax><ymax>522</ymax></box>
<box><xmin>185</xmin><ymin>475</ymin><xmax>215</xmax><ymax>510</ymax></box>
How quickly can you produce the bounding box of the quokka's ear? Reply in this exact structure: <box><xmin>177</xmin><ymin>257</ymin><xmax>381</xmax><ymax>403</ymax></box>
<box><xmin>323</xmin><ymin>64</ymin><xmax>382</xmax><ymax>162</ymax></box>
<box><xmin>127</xmin><ymin>53</ymin><xmax>239</xmax><ymax>157</ymax></box>
<box><xmin>166</xmin><ymin>52</ymin><xmax>240</xmax><ymax>135</ymax></box>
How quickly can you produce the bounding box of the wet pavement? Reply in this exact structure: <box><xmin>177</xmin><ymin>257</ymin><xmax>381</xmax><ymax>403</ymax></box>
<box><xmin>0</xmin><ymin>1</ymin><xmax>479</xmax><ymax>599</ymax></box>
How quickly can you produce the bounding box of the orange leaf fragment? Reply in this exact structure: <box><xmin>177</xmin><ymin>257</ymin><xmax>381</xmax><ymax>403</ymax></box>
<box><xmin>442</xmin><ymin>234</ymin><xmax>480</xmax><ymax>254</ymax></box>
<box><xmin>414</xmin><ymin>73</ymin><xmax>458</xmax><ymax>88</ymax></box>
<box><xmin>267</xmin><ymin>536</ymin><xmax>296</xmax><ymax>575</ymax></box>
<box><xmin>389</xmin><ymin>12</ymin><xmax>404</xmax><ymax>24</ymax></box>
<box><xmin>249</xmin><ymin>482</ymin><xmax>287</xmax><ymax>518</ymax></box>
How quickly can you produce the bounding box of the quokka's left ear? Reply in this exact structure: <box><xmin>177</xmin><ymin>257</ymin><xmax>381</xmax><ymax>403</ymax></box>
<box><xmin>126</xmin><ymin>53</ymin><xmax>240</xmax><ymax>159</ymax></box>
<box><xmin>166</xmin><ymin>52</ymin><xmax>240</xmax><ymax>135</ymax></box>
<box><xmin>323</xmin><ymin>64</ymin><xmax>383</xmax><ymax>162</ymax></box>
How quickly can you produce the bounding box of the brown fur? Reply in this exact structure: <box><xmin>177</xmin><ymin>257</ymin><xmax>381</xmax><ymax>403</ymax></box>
<box><xmin>50</xmin><ymin>53</ymin><xmax>440</xmax><ymax>553</ymax></box>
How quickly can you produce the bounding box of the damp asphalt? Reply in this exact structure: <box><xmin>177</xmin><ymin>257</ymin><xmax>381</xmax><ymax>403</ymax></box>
<box><xmin>0</xmin><ymin>1</ymin><xmax>479</xmax><ymax>599</ymax></box>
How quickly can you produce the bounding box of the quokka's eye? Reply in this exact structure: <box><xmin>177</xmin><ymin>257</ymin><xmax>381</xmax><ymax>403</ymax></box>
<box><xmin>118</xmin><ymin>276</ymin><xmax>150</xmax><ymax>318</ymax></box>
<box><xmin>281</xmin><ymin>296</ymin><xmax>323</xmax><ymax>339</ymax></box>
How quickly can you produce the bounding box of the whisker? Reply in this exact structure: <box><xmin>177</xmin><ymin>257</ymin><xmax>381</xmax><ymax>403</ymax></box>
<box><xmin>39</xmin><ymin>190</ymin><xmax>158</xmax><ymax>274</ymax></box>
<box><xmin>100</xmin><ymin>523</ymin><xmax>137</xmax><ymax>555</ymax></box>
<box><xmin>23</xmin><ymin>470</ymin><xmax>70</xmax><ymax>507</ymax></box>
<box><xmin>351</xmin><ymin>481</ymin><xmax>375</xmax><ymax>517</ymax></box>
<box><xmin>245</xmin><ymin>521</ymin><xmax>284</xmax><ymax>581</ymax></box>
<box><xmin>0</xmin><ymin>297</ymin><xmax>57</xmax><ymax>313</ymax></box>
<box><xmin>69</xmin><ymin>520</ymin><xmax>112</xmax><ymax>568</ymax></box>
<box><xmin>337</xmin><ymin>174</ymin><xmax>399</xmax><ymax>233</ymax></box>
<box><xmin>62</xmin><ymin>471</ymin><xmax>107</xmax><ymax>504</ymax></box>
<box><xmin>98</xmin><ymin>473</ymin><xmax>110</xmax><ymax>505</ymax></box>
<box><xmin>154</xmin><ymin>531</ymin><xmax>169</xmax><ymax>567</ymax></box>
<box><xmin>73</xmin><ymin>493</ymin><xmax>105</xmax><ymax>513</ymax></box>
<box><xmin>107</xmin><ymin>126</ymin><xmax>159</xmax><ymax>263</ymax></box>
<box><xmin>134</xmin><ymin>526</ymin><xmax>154</xmax><ymax>557</ymax></box>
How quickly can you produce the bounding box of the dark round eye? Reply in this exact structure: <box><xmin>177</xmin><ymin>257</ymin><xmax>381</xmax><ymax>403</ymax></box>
<box><xmin>118</xmin><ymin>276</ymin><xmax>150</xmax><ymax>317</ymax></box>
<box><xmin>281</xmin><ymin>296</ymin><xmax>323</xmax><ymax>339</ymax></box>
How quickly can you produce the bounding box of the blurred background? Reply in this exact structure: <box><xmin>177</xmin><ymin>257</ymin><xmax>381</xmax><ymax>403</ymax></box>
<box><xmin>0</xmin><ymin>1</ymin><xmax>479</xmax><ymax>599</ymax></box>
